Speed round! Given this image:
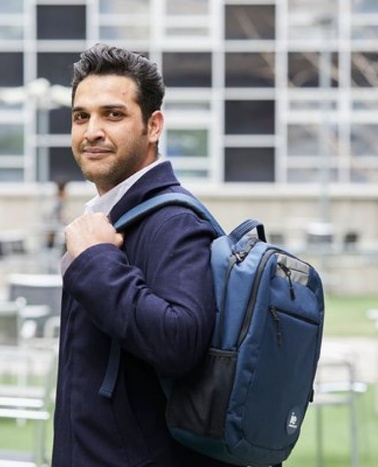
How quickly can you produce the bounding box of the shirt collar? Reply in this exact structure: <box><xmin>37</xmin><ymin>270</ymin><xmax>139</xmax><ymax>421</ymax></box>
<box><xmin>85</xmin><ymin>158</ymin><xmax>164</xmax><ymax>215</ymax></box>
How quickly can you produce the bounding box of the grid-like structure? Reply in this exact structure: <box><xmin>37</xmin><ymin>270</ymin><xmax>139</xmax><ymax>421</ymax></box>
<box><xmin>0</xmin><ymin>0</ymin><xmax>377</xmax><ymax>186</ymax></box>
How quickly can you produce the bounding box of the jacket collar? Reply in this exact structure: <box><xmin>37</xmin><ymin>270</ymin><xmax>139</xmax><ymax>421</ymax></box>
<box><xmin>109</xmin><ymin>160</ymin><xmax>181</xmax><ymax>224</ymax></box>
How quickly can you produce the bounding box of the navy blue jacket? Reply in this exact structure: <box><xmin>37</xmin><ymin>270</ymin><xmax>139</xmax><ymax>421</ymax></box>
<box><xmin>52</xmin><ymin>162</ymin><xmax>232</xmax><ymax>466</ymax></box>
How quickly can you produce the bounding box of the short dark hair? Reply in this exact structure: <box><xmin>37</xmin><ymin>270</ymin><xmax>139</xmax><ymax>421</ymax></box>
<box><xmin>71</xmin><ymin>43</ymin><xmax>165</xmax><ymax>125</ymax></box>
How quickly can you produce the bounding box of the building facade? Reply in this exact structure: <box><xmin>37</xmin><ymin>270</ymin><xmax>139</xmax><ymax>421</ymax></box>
<box><xmin>0</xmin><ymin>0</ymin><xmax>378</xmax><ymax>294</ymax></box>
<box><xmin>1</xmin><ymin>0</ymin><xmax>378</xmax><ymax>187</ymax></box>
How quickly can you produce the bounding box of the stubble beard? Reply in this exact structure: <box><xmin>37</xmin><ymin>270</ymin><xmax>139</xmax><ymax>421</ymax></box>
<box><xmin>75</xmin><ymin>125</ymin><xmax>151</xmax><ymax>192</ymax></box>
<box><xmin>76</xmin><ymin>143</ymin><xmax>149</xmax><ymax>193</ymax></box>
<box><xmin>80</xmin><ymin>152</ymin><xmax>143</xmax><ymax>191</ymax></box>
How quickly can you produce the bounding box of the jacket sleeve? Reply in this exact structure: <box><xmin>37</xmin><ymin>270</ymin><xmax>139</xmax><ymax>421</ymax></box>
<box><xmin>62</xmin><ymin>211</ymin><xmax>216</xmax><ymax>377</ymax></box>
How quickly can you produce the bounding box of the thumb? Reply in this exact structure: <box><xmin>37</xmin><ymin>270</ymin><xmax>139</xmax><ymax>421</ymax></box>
<box><xmin>115</xmin><ymin>232</ymin><xmax>125</xmax><ymax>248</ymax></box>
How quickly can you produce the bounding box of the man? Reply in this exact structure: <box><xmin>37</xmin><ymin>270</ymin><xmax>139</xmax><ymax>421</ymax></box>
<box><xmin>52</xmin><ymin>44</ymin><xmax>232</xmax><ymax>466</ymax></box>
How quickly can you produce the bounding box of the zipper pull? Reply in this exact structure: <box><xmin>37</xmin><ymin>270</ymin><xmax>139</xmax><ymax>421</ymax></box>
<box><xmin>278</xmin><ymin>262</ymin><xmax>296</xmax><ymax>300</ymax></box>
<box><xmin>270</xmin><ymin>306</ymin><xmax>283</xmax><ymax>346</ymax></box>
<box><xmin>234</xmin><ymin>250</ymin><xmax>247</xmax><ymax>263</ymax></box>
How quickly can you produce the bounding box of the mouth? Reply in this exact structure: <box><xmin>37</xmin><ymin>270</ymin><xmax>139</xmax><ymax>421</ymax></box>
<box><xmin>82</xmin><ymin>147</ymin><xmax>113</xmax><ymax>158</ymax></box>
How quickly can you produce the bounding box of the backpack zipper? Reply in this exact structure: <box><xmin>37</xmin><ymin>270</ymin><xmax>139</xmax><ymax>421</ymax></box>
<box><xmin>269</xmin><ymin>305</ymin><xmax>319</xmax><ymax>347</ymax></box>
<box><xmin>277</xmin><ymin>262</ymin><xmax>296</xmax><ymax>300</ymax></box>
<box><xmin>270</xmin><ymin>306</ymin><xmax>283</xmax><ymax>346</ymax></box>
<box><xmin>272</xmin><ymin>306</ymin><xmax>319</xmax><ymax>326</ymax></box>
<box><xmin>236</xmin><ymin>248</ymin><xmax>277</xmax><ymax>347</ymax></box>
<box><xmin>216</xmin><ymin>238</ymin><xmax>260</xmax><ymax>348</ymax></box>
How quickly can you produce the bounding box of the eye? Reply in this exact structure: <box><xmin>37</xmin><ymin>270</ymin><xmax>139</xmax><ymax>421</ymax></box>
<box><xmin>107</xmin><ymin>110</ymin><xmax>124</xmax><ymax>120</ymax></box>
<box><xmin>72</xmin><ymin>112</ymin><xmax>88</xmax><ymax>123</ymax></box>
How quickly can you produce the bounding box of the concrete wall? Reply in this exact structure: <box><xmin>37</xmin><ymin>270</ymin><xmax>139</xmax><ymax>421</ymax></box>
<box><xmin>0</xmin><ymin>182</ymin><xmax>377</xmax><ymax>295</ymax></box>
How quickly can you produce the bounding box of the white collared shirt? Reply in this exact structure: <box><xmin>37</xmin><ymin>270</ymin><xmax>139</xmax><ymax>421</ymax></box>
<box><xmin>85</xmin><ymin>158</ymin><xmax>164</xmax><ymax>215</ymax></box>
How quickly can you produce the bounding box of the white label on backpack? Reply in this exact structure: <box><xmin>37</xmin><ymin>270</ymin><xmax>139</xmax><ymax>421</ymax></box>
<box><xmin>276</xmin><ymin>254</ymin><xmax>310</xmax><ymax>285</ymax></box>
<box><xmin>286</xmin><ymin>406</ymin><xmax>302</xmax><ymax>435</ymax></box>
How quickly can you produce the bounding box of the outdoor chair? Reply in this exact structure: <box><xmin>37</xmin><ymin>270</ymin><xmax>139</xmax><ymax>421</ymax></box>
<box><xmin>0</xmin><ymin>298</ymin><xmax>26</xmax><ymax>346</ymax></box>
<box><xmin>313</xmin><ymin>351</ymin><xmax>367</xmax><ymax>467</ymax></box>
<box><xmin>0</xmin><ymin>232</ymin><xmax>26</xmax><ymax>257</ymax></box>
<box><xmin>0</xmin><ymin>345</ymin><xmax>57</xmax><ymax>467</ymax></box>
<box><xmin>7</xmin><ymin>273</ymin><xmax>62</xmax><ymax>338</ymax></box>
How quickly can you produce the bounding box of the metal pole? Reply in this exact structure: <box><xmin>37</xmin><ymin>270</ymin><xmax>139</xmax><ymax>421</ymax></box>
<box><xmin>37</xmin><ymin>107</ymin><xmax>49</xmax><ymax>184</ymax></box>
<box><xmin>319</xmin><ymin>17</ymin><xmax>332</xmax><ymax>225</ymax></box>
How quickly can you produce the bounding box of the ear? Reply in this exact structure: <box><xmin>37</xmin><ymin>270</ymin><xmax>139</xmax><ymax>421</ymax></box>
<box><xmin>148</xmin><ymin>110</ymin><xmax>164</xmax><ymax>144</ymax></box>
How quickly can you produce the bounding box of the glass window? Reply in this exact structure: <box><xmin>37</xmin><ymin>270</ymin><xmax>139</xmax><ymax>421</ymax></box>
<box><xmin>174</xmin><ymin>169</ymin><xmax>208</xmax><ymax>179</ymax></box>
<box><xmin>351</xmin><ymin>52</ymin><xmax>378</xmax><ymax>87</ymax></box>
<box><xmin>0</xmin><ymin>168</ymin><xmax>23</xmax><ymax>182</ymax></box>
<box><xmin>288</xmin><ymin>0</ymin><xmax>338</xmax><ymax>40</ymax></box>
<box><xmin>0</xmin><ymin>1</ymin><xmax>23</xmax><ymax>13</ymax></box>
<box><xmin>163</xmin><ymin>53</ymin><xmax>212</xmax><ymax>87</ymax></box>
<box><xmin>289</xmin><ymin>99</ymin><xmax>337</xmax><ymax>111</ymax></box>
<box><xmin>100</xmin><ymin>0</ymin><xmax>149</xmax><ymax>14</ymax></box>
<box><xmin>287</xmin><ymin>168</ymin><xmax>338</xmax><ymax>183</ymax></box>
<box><xmin>0</xmin><ymin>102</ymin><xmax>22</xmax><ymax>111</ymax></box>
<box><xmin>225</xmin><ymin>5</ymin><xmax>275</xmax><ymax>40</ymax></box>
<box><xmin>288</xmin><ymin>52</ymin><xmax>338</xmax><ymax>88</ymax></box>
<box><xmin>288</xmin><ymin>52</ymin><xmax>320</xmax><ymax>87</ymax></box>
<box><xmin>165</xmin><ymin>101</ymin><xmax>210</xmax><ymax>111</ymax></box>
<box><xmin>0</xmin><ymin>25</ymin><xmax>23</xmax><ymax>40</ymax></box>
<box><xmin>289</xmin><ymin>0</ymin><xmax>337</xmax><ymax>12</ymax></box>
<box><xmin>38</xmin><ymin>52</ymin><xmax>80</xmax><ymax>86</ymax></box>
<box><xmin>0</xmin><ymin>124</ymin><xmax>23</xmax><ymax>155</ymax></box>
<box><xmin>0</xmin><ymin>53</ymin><xmax>23</xmax><ymax>86</ymax></box>
<box><xmin>50</xmin><ymin>107</ymin><xmax>71</xmax><ymax>135</ymax></box>
<box><xmin>352</xmin><ymin>0</ymin><xmax>378</xmax><ymax>13</ymax></box>
<box><xmin>288</xmin><ymin>124</ymin><xmax>339</xmax><ymax>157</ymax></box>
<box><xmin>100</xmin><ymin>25</ymin><xmax>149</xmax><ymax>41</ymax></box>
<box><xmin>225</xmin><ymin>148</ymin><xmax>275</xmax><ymax>182</ymax></box>
<box><xmin>353</xmin><ymin>99</ymin><xmax>378</xmax><ymax>110</ymax></box>
<box><xmin>167</xmin><ymin>129</ymin><xmax>208</xmax><ymax>158</ymax></box>
<box><xmin>351</xmin><ymin>167</ymin><xmax>378</xmax><ymax>183</ymax></box>
<box><xmin>225</xmin><ymin>100</ymin><xmax>275</xmax><ymax>135</ymax></box>
<box><xmin>49</xmin><ymin>147</ymin><xmax>84</xmax><ymax>182</ymax></box>
<box><xmin>351</xmin><ymin>124</ymin><xmax>378</xmax><ymax>155</ymax></box>
<box><xmin>166</xmin><ymin>0</ymin><xmax>208</xmax><ymax>15</ymax></box>
<box><xmin>166</xmin><ymin>27</ymin><xmax>209</xmax><ymax>37</ymax></box>
<box><xmin>37</xmin><ymin>5</ymin><xmax>86</xmax><ymax>40</ymax></box>
<box><xmin>165</xmin><ymin>0</ymin><xmax>210</xmax><ymax>38</ymax></box>
<box><xmin>352</xmin><ymin>25</ymin><xmax>378</xmax><ymax>40</ymax></box>
<box><xmin>288</xmin><ymin>20</ymin><xmax>338</xmax><ymax>41</ymax></box>
<box><xmin>226</xmin><ymin>53</ymin><xmax>275</xmax><ymax>87</ymax></box>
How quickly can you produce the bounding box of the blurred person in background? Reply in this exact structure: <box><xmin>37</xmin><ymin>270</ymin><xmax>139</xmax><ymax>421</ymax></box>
<box><xmin>44</xmin><ymin>179</ymin><xmax>68</xmax><ymax>250</ymax></box>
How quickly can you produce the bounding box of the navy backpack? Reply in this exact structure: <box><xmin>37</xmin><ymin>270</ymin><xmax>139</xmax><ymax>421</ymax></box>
<box><xmin>100</xmin><ymin>193</ymin><xmax>325</xmax><ymax>467</ymax></box>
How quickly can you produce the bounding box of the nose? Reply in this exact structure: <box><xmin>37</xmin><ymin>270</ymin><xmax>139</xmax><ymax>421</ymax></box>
<box><xmin>84</xmin><ymin>116</ymin><xmax>105</xmax><ymax>142</ymax></box>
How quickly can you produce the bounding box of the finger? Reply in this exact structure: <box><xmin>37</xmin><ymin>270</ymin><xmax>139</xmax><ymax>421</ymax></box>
<box><xmin>115</xmin><ymin>232</ymin><xmax>124</xmax><ymax>247</ymax></box>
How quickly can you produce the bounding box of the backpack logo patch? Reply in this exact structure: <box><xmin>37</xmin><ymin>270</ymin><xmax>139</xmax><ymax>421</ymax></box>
<box><xmin>286</xmin><ymin>407</ymin><xmax>302</xmax><ymax>435</ymax></box>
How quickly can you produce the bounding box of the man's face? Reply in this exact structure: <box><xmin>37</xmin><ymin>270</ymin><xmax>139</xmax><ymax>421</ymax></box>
<box><xmin>71</xmin><ymin>74</ymin><xmax>163</xmax><ymax>195</ymax></box>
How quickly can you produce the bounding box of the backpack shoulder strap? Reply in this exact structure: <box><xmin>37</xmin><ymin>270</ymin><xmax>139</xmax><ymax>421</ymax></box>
<box><xmin>114</xmin><ymin>192</ymin><xmax>225</xmax><ymax>237</ymax></box>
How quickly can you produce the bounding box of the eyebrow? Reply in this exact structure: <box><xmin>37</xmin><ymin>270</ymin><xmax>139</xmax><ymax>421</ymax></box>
<box><xmin>72</xmin><ymin>104</ymin><xmax>129</xmax><ymax>113</ymax></box>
